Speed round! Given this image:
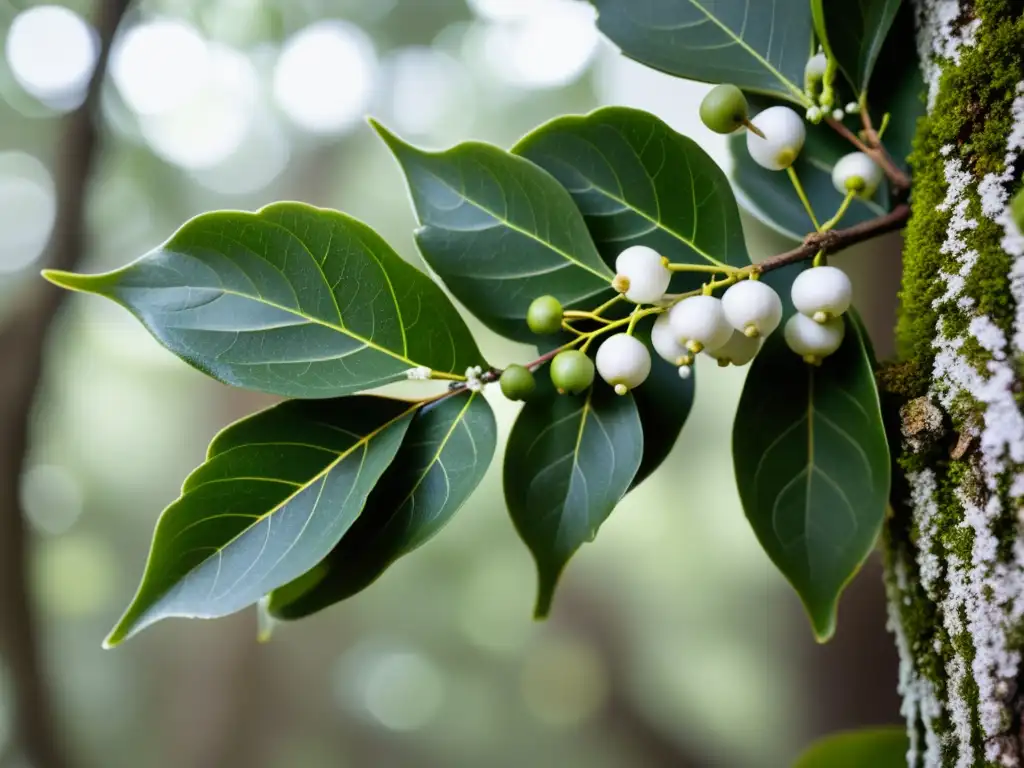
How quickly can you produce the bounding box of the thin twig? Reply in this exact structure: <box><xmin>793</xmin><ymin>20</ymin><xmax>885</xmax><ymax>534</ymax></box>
<box><xmin>0</xmin><ymin>2</ymin><xmax>129</xmax><ymax>767</ymax></box>
<box><xmin>754</xmin><ymin>203</ymin><xmax>910</xmax><ymax>274</ymax></box>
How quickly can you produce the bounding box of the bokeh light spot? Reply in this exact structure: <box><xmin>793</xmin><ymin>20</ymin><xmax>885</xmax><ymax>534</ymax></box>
<box><xmin>273</xmin><ymin>21</ymin><xmax>377</xmax><ymax>135</ymax></box>
<box><xmin>470</xmin><ymin>0</ymin><xmax>599</xmax><ymax>89</ymax></box>
<box><xmin>5</xmin><ymin>5</ymin><xmax>98</xmax><ymax>107</ymax></box>
<box><xmin>111</xmin><ymin>18</ymin><xmax>209</xmax><ymax>116</ymax></box>
<box><xmin>386</xmin><ymin>47</ymin><xmax>472</xmax><ymax>138</ymax></box>
<box><xmin>363</xmin><ymin>651</ymin><xmax>445</xmax><ymax>731</ymax></box>
<box><xmin>21</xmin><ymin>464</ymin><xmax>84</xmax><ymax>536</ymax></box>
<box><xmin>139</xmin><ymin>45</ymin><xmax>258</xmax><ymax>170</ymax></box>
<box><xmin>0</xmin><ymin>152</ymin><xmax>56</xmax><ymax>274</ymax></box>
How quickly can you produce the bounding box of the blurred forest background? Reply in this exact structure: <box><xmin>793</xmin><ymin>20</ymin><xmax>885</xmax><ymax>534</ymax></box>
<box><xmin>0</xmin><ymin>1</ymin><xmax>906</xmax><ymax>766</ymax></box>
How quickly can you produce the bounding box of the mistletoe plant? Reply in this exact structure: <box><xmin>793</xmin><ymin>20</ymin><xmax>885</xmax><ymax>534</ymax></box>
<box><xmin>43</xmin><ymin>0</ymin><xmax>980</xmax><ymax>762</ymax></box>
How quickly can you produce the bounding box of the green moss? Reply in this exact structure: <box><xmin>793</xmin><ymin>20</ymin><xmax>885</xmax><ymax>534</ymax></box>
<box><xmin>894</xmin><ymin>0</ymin><xmax>1024</xmax><ymax>389</ymax></box>
<box><xmin>885</xmin><ymin>4</ymin><xmax>1024</xmax><ymax>763</ymax></box>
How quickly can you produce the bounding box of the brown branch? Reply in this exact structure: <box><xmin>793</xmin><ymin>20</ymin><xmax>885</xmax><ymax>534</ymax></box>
<box><xmin>0</xmin><ymin>2</ymin><xmax>129</xmax><ymax>767</ymax></box>
<box><xmin>754</xmin><ymin>203</ymin><xmax>911</xmax><ymax>275</ymax></box>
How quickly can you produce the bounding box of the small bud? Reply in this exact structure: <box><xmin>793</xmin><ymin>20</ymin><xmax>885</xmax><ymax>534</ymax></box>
<box><xmin>746</xmin><ymin>106</ymin><xmax>806</xmax><ymax>171</ymax></box>
<box><xmin>792</xmin><ymin>265</ymin><xmax>853</xmax><ymax>320</ymax></box>
<box><xmin>499</xmin><ymin>364</ymin><xmax>536</xmax><ymax>401</ymax></box>
<box><xmin>550</xmin><ymin>350</ymin><xmax>595</xmax><ymax>395</ymax></box>
<box><xmin>614</xmin><ymin>245</ymin><xmax>671</xmax><ymax>304</ymax></box>
<box><xmin>678</xmin><ymin>365</ymin><xmax>692</xmax><ymax>380</ymax></box>
<box><xmin>527</xmin><ymin>295</ymin><xmax>564</xmax><ymax>335</ymax></box>
<box><xmin>596</xmin><ymin>333</ymin><xmax>652</xmax><ymax>394</ymax></box>
<box><xmin>812</xmin><ymin>310</ymin><xmax>830</xmax><ymax>324</ymax></box>
<box><xmin>804</xmin><ymin>52</ymin><xmax>827</xmax><ymax>84</ymax></box>
<box><xmin>805</xmin><ymin>106</ymin><xmax>821</xmax><ymax>122</ymax></box>
<box><xmin>845</xmin><ymin>102</ymin><xmax>859</xmax><ymax>114</ymax></box>
<box><xmin>831</xmin><ymin>108</ymin><xmax>845</xmax><ymax>122</ymax></box>
<box><xmin>699</xmin><ymin>83</ymin><xmax>751</xmax><ymax>135</ymax></box>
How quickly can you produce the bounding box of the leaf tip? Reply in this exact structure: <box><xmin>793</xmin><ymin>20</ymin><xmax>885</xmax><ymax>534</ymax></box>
<box><xmin>368</xmin><ymin>117</ymin><xmax>410</xmax><ymax>154</ymax></box>
<box><xmin>41</xmin><ymin>269</ymin><xmax>95</xmax><ymax>293</ymax></box>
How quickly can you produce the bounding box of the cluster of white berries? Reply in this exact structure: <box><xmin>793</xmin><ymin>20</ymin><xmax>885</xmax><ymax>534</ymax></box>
<box><xmin>464</xmin><ymin>365</ymin><xmax>486</xmax><ymax>392</ymax></box>
<box><xmin>782</xmin><ymin>266</ymin><xmax>852</xmax><ymax>364</ymax></box>
<box><xmin>698</xmin><ymin>54</ymin><xmax>883</xmax><ymax>196</ymax></box>
<box><xmin>659</xmin><ymin>279</ymin><xmax>782</xmax><ymax>378</ymax></box>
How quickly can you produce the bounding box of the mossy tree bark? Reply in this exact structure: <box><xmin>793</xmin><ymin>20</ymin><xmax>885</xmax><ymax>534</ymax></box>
<box><xmin>883</xmin><ymin>1</ymin><xmax>1024</xmax><ymax>766</ymax></box>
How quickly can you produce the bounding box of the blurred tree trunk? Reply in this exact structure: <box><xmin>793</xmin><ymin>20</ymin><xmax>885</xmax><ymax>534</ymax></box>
<box><xmin>0</xmin><ymin>2</ymin><xmax>129</xmax><ymax>766</ymax></box>
<box><xmin>882</xmin><ymin>2</ymin><xmax>1024</xmax><ymax>766</ymax></box>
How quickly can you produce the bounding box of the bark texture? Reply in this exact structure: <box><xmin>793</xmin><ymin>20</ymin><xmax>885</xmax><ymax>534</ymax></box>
<box><xmin>883</xmin><ymin>1</ymin><xmax>1024</xmax><ymax>766</ymax></box>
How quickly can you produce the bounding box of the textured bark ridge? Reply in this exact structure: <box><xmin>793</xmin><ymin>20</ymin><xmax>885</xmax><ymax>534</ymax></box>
<box><xmin>883</xmin><ymin>1</ymin><xmax>1024</xmax><ymax>766</ymax></box>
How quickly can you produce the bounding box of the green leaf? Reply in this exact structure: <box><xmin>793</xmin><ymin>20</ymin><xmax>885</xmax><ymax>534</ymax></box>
<box><xmin>589</xmin><ymin>0</ymin><xmax>813</xmax><ymax>104</ymax></box>
<box><xmin>732</xmin><ymin>310</ymin><xmax>890</xmax><ymax>642</ymax></box>
<box><xmin>44</xmin><ymin>203</ymin><xmax>483</xmax><ymax>398</ymax></box>
<box><xmin>812</xmin><ymin>0</ymin><xmax>903</xmax><ymax>94</ymax></box>
<box><xmin>505</xmin><ymin>376</ymin><xmax>642</xmax><ymax>617</ymax></box>
<box><xmin>730</xmin><ymin>120</ymin><xmax>887</xmax><ymax>241</ymax></box>
<box><xmin>371</xmin><ymin>119</ymin><xmax>615</xmax><ymax>343</ymax></box>
<box><xmin>862</xmin><ymin>3</ymin><xmax>925</xmax><ymax>168</ymax></box>
<box><xmin>631</xmin><ymin>323</ymin><xmax>694</xmax><ymax>487</ymax></box>
<box><xmin>267</xmin><ymin>391</ymin><xmax>497</xmax><ymax>620</ymax></box>
<box><xmin>104</xmin><ymin>395</ymin><xmax>418</xmax><ymax>647</ymax></box>
<box><xmin>514</xmin><ymin>106</ymin><xmax>750</xmax><ymax>294</ymax></box>
<box><xmin>793</xmin><ymin>726</ymin><xmax>908</xmax><ymax>767</ymax></box>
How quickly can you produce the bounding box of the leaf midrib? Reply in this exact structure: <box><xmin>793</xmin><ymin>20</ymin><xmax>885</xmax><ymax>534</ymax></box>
<box><xmin>420</xmin><ymin>166</ymin><xmax>613</xmax><ymax>283</ymax></box>
<box><xmin>173</xmin><ymin>402</ymin><xmax>420</xmax><ymax>588</ymax></box>
<box><xmin>686</xmin><ymin>0</ymin><xmax>809</xmax><ymax>104</ymax></box>
<box><xmin>198</xmin><ymin>286</ymin><xmax>427</xmax><ymax>370</ymax></box>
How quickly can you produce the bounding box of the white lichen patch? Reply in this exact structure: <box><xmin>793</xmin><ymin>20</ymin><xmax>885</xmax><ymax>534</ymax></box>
<box><xmin>887</xmin><ymin>551</ymin><xmax>944</xmax><ymax>767</ymax></box>
<box><xmin>979</xmin><ymin>82</ymin><xmax>1024</xmax><ymax>354</ymax></box>
<box><xmin>892</xmin><ymin>20</ymin><xmax>1024</xmax><ymax>758</ymax></box>
<box><xmin>913</xmin><ymin>0</ymin><xmax>982</xmax><ymax>108</ymax></box>
<box><xmin>919</xmin><ymin>141</ymin><xmax>1024</xmax><ymax>766</ymax></box>
<box><xmin>909</xmin><ymin>469</ymin><xmax>943</xmax><ymax>599</ymax></box>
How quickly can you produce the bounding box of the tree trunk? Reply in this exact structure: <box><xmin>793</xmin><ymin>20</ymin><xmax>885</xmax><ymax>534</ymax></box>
<box><xmin>882</xmin><ymin>1</ymin><xmax>1024</xmax><ymax>766</ymax></box>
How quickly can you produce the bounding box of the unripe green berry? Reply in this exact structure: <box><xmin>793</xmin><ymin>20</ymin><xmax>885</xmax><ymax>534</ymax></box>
<box><xmin>1012</xmin><ymin>188</ymin><xmax>1024</xmax><ymax>231</ymax></box>
<box><xmin>527</xmin><ymin>295</ymin><xmax>563</xmax><ymax>335</ymax></box>
<box><xmin>550</xmin><ymin>350</ymin><xmax>595</xmax><ymax>395</ymax></box>
<box><xmin>700</xmin><ymin>84</ymin><xmax>749</xmax><ymax>135</ymax></box>
<box><xmin>499</xmin><ymin>365</ymin><xmax>536</xmax><ymax>401</ymax></box>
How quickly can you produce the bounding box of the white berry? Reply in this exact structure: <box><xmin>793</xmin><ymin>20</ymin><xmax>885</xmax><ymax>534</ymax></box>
<box><xmin>721</xmin><ymin>280</ymin><xmax>783</xmax><ymax>338</ymax></box>
<box><xmin>668</xmin><ymin>295</ymin><xmax>733</xmax><ymax>353</ymax></box>
<box><xmin>651</xmin><ymin>313</ymin><xmax>690</xmax><ymax>366</ymax></box>
<box><xmin>831</xmin><ymin>108</ymin><xmax>845</xmax><ymax>122</ymax></box>
<box><xmin>596</xmin><ymin>333</ymin><xmax>651</xmax><ymax>395</ymax></box>
<box><xmin>784</xmin><ymin>313</ymin><xmax>845</xmax><ymax>364</ymax></box>
<box><xmin>791</xmin><ymin>265</ymin><xmax>853</xmax><ymax>321</ymax></box>
<box><xmin>831</xmin><ymin>152</ymin><xmax>884</xmax><ymax>197</ymax></box>
<box><xmin>747</xmin><ymin>107</ymin><xmax>806</xmax><ymax>171</ymax></box>
<box><xmin>614</xmin><ymin>245</ymin><xmax>671</xmax><ymax>304</ymax></box>
<box><xmin>805</xmin><ymin>52</ymin><xmax>827</xmax><ymax>82</ymax></box>
<box><xmin>705</xmin><ymin>330</ymin><xmax>762</xmax><ymax>367</ymax></box>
